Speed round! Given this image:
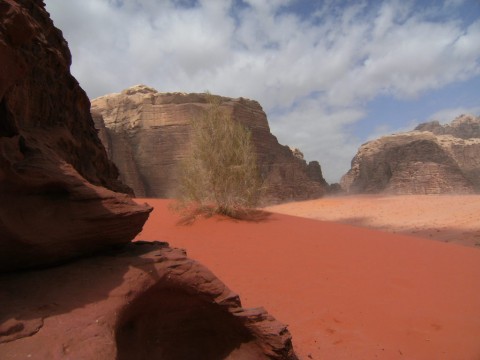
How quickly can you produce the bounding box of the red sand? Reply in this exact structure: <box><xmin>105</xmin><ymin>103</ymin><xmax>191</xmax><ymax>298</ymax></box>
<box><xmin>135</xmin><ymin>198</ymin><xmax>480</xmax><ymax>360</ymax></box>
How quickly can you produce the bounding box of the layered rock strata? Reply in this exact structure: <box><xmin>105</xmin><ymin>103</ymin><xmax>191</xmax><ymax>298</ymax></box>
<box><xmin>91</xmin><ymin>86</ymin><xmax>328</xmax><ymax>202</ymax></box>
<box><xmin>0</xmin><ymin>0</ymin><xmax>152</xmax><ymax>271</ymax></box>
<box><xmin>341</xmin><ymin>115</ymin><xmax>480</xmax><ymax>194</ymax></box>
<box><xmin>0</xmin><ymin>242</ymin><xmax>297</xmax><ymax>359</ymax></box>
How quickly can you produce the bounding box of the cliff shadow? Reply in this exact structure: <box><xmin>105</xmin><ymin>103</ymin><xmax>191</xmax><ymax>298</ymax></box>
<box><xmin>0</xmin><ymin>241</ymin><xmax>164</xmax><ymax>344</ymax></box>
<box><xmin>115</xmin><ymin>284</ymin><xmax>258</xmax><ymax>360</ymax></box>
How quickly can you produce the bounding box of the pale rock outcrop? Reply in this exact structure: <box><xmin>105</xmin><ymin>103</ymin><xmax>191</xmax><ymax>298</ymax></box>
<box><xmin>341</xmin><ymin>115</ymin><xmax>480</xmax><ymax>194</ymax></box>
<box><xmin>415</xmin><ymin>114</ymin><xmax>480</xmax><ymax>139</ymax></box>
<box><xmin>91</xmin><ymin>86</ymin><xmax>328</xmax><ymax>202</ymax></box>
<box><xmin>289</xmin><ymin>147</ymin><xmax>304</xmax><ymax>160</ymax></box>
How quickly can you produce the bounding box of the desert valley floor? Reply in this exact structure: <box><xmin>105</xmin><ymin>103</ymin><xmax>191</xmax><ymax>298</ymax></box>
<box><xmin>135</xmin><ymin>195</ymin><xmax>480</xmax><ymax>360</ymax></box>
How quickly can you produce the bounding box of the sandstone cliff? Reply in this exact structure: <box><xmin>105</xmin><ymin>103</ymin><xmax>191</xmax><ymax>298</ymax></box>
<box><xmin>341</xmin><ymin>115</ymin><xmax>480</xmax><ymax>194</ymax></box>
<box><xmin>91</xmin><ymin>85</ymin><xmax>328</xmax><ymax>202</ymax></box>
<box><xmin>0</xmin><ymin>0</ymin><xmax>151</xmax><ymax>271</ymax></box>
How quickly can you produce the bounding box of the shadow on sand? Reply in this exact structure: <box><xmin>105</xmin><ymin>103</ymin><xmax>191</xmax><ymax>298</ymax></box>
<box><xmin>176</xmin><ymin>207</ymin><xmax>273</xmax><ymax>226</ymax></box>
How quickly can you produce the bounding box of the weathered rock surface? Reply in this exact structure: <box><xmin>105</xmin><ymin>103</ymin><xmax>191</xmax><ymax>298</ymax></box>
<box><xmin>0</xmin><ymin>0</ymin><xmax>151</xmax><ymax>271</ymax></box>
<box><xmin>341</xmin><ymin>115</ymin><xmax>480</xmax><ymax>194</ymax></box>
<box><xmin>1</xmin><ymin>3</ymin><xmax>298</xmax><ymax>360</ymax></box>
<box><xmin>91</xmin><ymin>85</ymin><xmax>328</xmax><ymax>203</ymax></box>
<box><xmin>0</xmin><ymin>242</ymin><xmax>297</xmax><ymax>360</ymax></box>
<box><xmin>415</xmin><ymin>114</ymin><xmax>480</xmax><ymax>139</ymax></box>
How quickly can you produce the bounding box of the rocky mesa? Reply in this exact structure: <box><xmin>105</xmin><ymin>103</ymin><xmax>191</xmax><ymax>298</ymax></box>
<box><xmin>341</xmin><ymin>115</ymin><xmax>480</xmax><ymax>194</ymax></box>
<box><xmin>91</xmin><ymin>85</ymin><xmax>328</xmax><ymax>203</ymax></box>
<box><xmin>0</xmin><ymin>1</ymin><xmax>297</xmax><ymax>358</ymax></box>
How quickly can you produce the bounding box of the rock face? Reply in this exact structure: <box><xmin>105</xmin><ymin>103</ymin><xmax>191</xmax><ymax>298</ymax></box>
<box><xmin>0</xmin><ymin>0</ymin><xmax>152</xmax><ymax>272</ymax></box>
<box><xmin>0</xmin><ymin>242</ymin><xmax>297</xmax><ymax>360</ymax></box>
<box><xmin>91</xmin><ymin>85</ymin><xmax>328</xmax><ymax>202</ymax></box>
<box><xmin>1</xmin><ymin>2</ymin><xmax>298</xmax><ymax>359</ymax></box>
<box><xmin>414</xmin><ymin>115</ymin><xmax>480</xmax><ymax>139</ymax></box>
<box><xmin>341</xmin><ymin>115</ymin><xmax>480</xmax><ymax>194</ymax></box>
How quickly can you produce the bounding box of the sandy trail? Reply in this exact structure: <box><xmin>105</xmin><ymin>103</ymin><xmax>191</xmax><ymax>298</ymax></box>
<box><xmin>135</xmin><ymin>198</ymin><xmax>480</xmax><ymax>360</ymax></box>
<box><xmin>266</xmin><ymin>195</ymin><xmax>480</xmax><ymax>247</ymax></box>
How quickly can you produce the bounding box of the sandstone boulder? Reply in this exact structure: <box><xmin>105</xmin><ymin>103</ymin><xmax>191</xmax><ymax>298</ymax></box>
<box><xmin>341</xmin><ymin>115</ymin><xmax>480</xmax><ymax>194</ymax></box>
<box><xmin>0</xmin><ymin>0</ymin><xmax>151</xmax><ymax>271</ymax></box>
<box><xmin>0</xmin><ymin>241</ymin><xmax>297</xmax><ymax>359</ymax></box>
<box><xmin>91</xmin><ymin>85</ymin><xmax>328</xmax><ymax>203</ymax></box>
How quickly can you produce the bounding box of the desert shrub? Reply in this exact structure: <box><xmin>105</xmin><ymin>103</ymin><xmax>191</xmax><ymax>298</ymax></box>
<box><xmin>175</xmin><ymin>93</ymin><xmax>263</xmax><ymax>218</ymax></box>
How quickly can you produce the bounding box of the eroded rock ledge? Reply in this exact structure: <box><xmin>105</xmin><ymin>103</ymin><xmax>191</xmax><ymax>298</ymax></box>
<box><xmin>0</xmin><ymin>242</ymin><xmax>297</xmax><ymax>360</ymax></box>
<box><xmin>0</xmin><ymin>0</ymin><xmax>152</xmax><ymax>271</ymax></box>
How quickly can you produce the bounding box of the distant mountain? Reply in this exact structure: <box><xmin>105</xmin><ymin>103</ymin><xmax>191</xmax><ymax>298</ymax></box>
<box><xmin>341</xmin><ymin>114</ymin><xmax>480</xmax><ymax>194</ymax></box>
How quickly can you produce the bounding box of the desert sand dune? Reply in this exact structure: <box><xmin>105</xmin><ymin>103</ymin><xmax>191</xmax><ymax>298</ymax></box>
<box><xmin>135</xmin><ymin>198</ymin><xmax>480</xmax><ymax>360</ymax></box>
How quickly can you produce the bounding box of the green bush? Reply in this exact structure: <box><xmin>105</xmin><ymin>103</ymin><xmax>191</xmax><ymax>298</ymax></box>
<box><xmin>176</xmin><ymin>93</ymin><xmax>263</xmax><ymax>218</ymax></box>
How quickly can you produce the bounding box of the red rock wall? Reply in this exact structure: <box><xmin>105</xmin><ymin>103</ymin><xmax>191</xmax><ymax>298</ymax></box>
<box><xmin>0</xmin><ymin>0</ymin><xmax>151</xmax><ymax>271</ymax></box>
<box><xmin>0</xmin><ymin>0</ymin><xmax>130</xmax><ymax>193</ymax></box>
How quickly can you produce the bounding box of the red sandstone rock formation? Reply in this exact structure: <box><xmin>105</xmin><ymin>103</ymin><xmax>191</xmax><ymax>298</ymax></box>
<box><xmin>91</xmin><ymin>85</ymin><xmax>328</xmax><ymax>203</ymax></box>
<box><xmin>0</xmin><ymin>0</ymin><xmax>152</xmax><ymax>271</ymax></box>
<box><xmin>0</xmin><ymin>2</ymin><xmax>297</xmax><ymax>358</ymax></box>
<box><xmin>341</xmin><ymin>115</ymin><xmax>480</xmax><ymax>194</ymax></box>
<box><xmin>0</xmin><ymin>242</ymin><xmax>297</xmax><ymax>359</ymax></box>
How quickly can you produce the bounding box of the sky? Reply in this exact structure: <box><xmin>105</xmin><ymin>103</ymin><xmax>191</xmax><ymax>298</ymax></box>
<box><xmin>44</xmin><ymin>0</ymin><xmax>480</xmax><ymax>183</ymax></box>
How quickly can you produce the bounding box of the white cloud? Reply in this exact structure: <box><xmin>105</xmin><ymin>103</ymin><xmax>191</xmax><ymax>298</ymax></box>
<box><xmin>44</xmin><ymin>0</ymin><xmax>480</xmax><ymax>182</ymax></box>
<box><xmin>269</xmin><ymin>96</ymin><xmax>366</xmax><ymax>182</ymax></box>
